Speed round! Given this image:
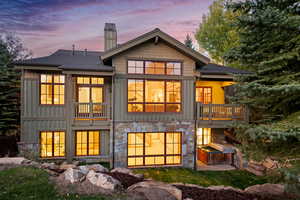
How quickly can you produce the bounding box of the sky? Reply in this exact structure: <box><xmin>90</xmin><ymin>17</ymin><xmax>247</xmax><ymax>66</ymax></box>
<box><xmin>0</xmin><ymin>0</ymin><xmax>214</xmax><ymax>57</ymax></box>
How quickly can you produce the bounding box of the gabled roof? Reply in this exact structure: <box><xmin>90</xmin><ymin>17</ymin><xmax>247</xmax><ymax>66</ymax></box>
<box><xmin>198</xmin><ymin>63</ymin><xmax>251</xmax><ymax>75</ymax></box>
<box><xmin>101</xmin><ymin>28</ymin><xmax>210</xmax><ymax>65</ymax></box>
<box><xmin>14</xmin><ymin>50</ymin><xmax>113</xmax><ymax>72</ymax></box>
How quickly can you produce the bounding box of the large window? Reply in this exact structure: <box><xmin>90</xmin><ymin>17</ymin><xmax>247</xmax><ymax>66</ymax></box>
<box><xmin>197</xmin><ymin>128</ymin><xmax>211</xmax><ymax>146</ymax></box>
<box><xmin>128</xmin><ymin>132</ymin><xmax>181</xmax><ymax>167</ymax></box>
<box><xmin>196</xmin><ymin>87</ymin><xmax>212</xmax><ymax>104</ymax></box>
<box><xmin>128</xmin><ymin>79</ymin><xmax>181</xmax><ymax>112</ymax></box>
<box><xmin>40</xmin><ymin>74</ymin><xmax>65</xmax><ymax>105</ymax></box>
<box><xmin>40</xmin><ymin>131</ymin><xmax>65</xmax><ymax>157</ymax></box>
<box><xmin>128</xmin><ymin>60</ymin><xmax>182</xmax><ymax>75</ymax></box>
<box><xmin>76</xmin><ymin>131</ymin><xmax>100</xmax><ymax>156</ymax></box>
<box><xmin>76</xmin><ymin>77</ymin><xmax>104</xmax><ymax>116</ymax></box>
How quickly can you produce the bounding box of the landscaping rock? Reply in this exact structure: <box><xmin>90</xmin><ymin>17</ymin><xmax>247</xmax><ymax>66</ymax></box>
<box><xmin>245</xmin><ymin>183</ymin><xmax>285</xmax><ymax>196</ymax></box>
<box><xmin>0</xmin><ymin>157</ymin><xmax>26</xmax><ymax>165</ymax></box>
<box><xmin>208</xmin><ymin>185</ymin><xmax>244</xmax><ymax>193</ymax></box>
<box><xmin>129</xmin><ymin>187</ymin><xmax>177</xmax><ymax>200</ymax></box>
<box><xmin>111</xmin><ymin>167</ymin><xmax>144</xmax><ymax>179</ymax></box>
<box><xmin>64</xmin><ymin>168</ymin><xmax>85</xmax><ymax>183</ymax></box>
<box><xmin>86</xmin><ymin>170</ymin><xmax>122</xmax><ymax>191</ymax></box>
<box><xmin>78</xmin><ymin>165</ymin><xmax>90</xmax><ymax>175</ymax></box>
<box><xmin>60</xmin><ymin>163</ymin><xmax>76</xmax><ymax>170</ymax></box>
<box><xmin>262</xmin><ymin>157</ymin><xmax>279</xmax><ymax>170</ymax></box>
<box><xmin>72</xmin><ymin>160</ymin><xmax>80</xmax><ymax>166</ymax></box>
<box><xmin>128</xmin><ymin>181</ymin><xmax>182</xmax><ymax>200</ymax></box>
<box><xmin>245</xmin><ymin>166</ymin><xmax>265</xmax><ymax>176</ymax></box>
<box><xmin>88</xmin><ymin>164</ymin><xmax>109</xmax><ymax>173</ymax></box>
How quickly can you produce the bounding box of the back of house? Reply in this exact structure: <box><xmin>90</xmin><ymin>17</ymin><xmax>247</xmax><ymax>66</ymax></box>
<box><xmin>15</xmin><ymin>23</ymin><xmax>250</xmax><ymax>169</ymax></box>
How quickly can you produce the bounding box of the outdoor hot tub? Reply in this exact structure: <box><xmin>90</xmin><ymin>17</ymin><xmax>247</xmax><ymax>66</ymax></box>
<box><xmin>197</xmin><ymin>146</ymin><xmax>233</xmax><ymax>165</ymax></box>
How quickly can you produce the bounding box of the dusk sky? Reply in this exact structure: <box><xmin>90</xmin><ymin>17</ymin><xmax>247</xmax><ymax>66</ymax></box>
<box><xmin>0</xmin><ymin>0</ymin><xmax>214</xmax><ymax>57</ymax></box>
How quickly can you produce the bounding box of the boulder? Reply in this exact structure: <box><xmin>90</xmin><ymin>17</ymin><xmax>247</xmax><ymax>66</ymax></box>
<box><xmin>245</xmin><ymin>183</ymin><xmax>285</xmax><ymax>196</ymax></box>
<box><xmin>208</xmin><ymin>185</ymin><xmax>244</xmax><ymax>193</ymax></box>
<box><xmin>86</xmin><ymin>170</ymin><xmax>122</xmax><ymax>191</ymax></box>
<box><xmin>128</xmin><ymin>181</ymin><xmax>182</xmax><ymax>200</ymax></box>
<box><xmin>129</xmin><ymin>187</ymin><xmax>177</xmax><ymax>200</ymax></box>
<box><xmin>245</xmin><ymin>166</ymin><xmax>264</xmax><ymax>176</ymax></box>
<box><xmin>0</xmin><ymin>157</ymin><xmax>26</xmax><ymax>165</ymax></box>
<box><xmin>248</xmin><ymin>162</ymin><xmax>266</xmax><ymax>172</ymax></box>
<box><xmin>111</xmin><ymin>167</ymin><xmax>144</xmax><ymax>179</ymax></box>
<box><xmin>60</xmin><ymin>163</ymin><xmax>77</xmax><ymax>170</ymax></box>
<box><xmin>64</xmin><ymin>168</ymin><xmax>85</xmax><ymax>184</ymax></box>
<box><xmin>41</xmin><ymin>162</ymin><xmax>58</xmax><ymax>170</ymax></box>
<box><xmin>88</xmin><ymin>164</ymin><xmax>109</xmax><ymax>173</ymax></box>
<box><xmin>78</xmin><ymin>165</ymin><xmax>90</xmax><ymax>175</ymax></box>
<box><xmin>262</xmin><ymin>158</ymin><xmax>278</xmax><ymax>169</ymax></box>
<box><xmin>72</xmin><ymin>160</ymin><xmax>80</xmax><ymax>166</ymax></box>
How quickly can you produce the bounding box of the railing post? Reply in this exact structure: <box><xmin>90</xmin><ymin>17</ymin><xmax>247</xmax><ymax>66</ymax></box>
<box><xmin>209</xmin><ymin>103</ymin><xmax>212</xmax><ymax>122</ymax></box>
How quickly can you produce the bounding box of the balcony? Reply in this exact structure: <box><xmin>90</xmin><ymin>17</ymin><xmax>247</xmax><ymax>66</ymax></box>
<box><xmin>196</xmin><ymin>103</ymin><xmax>248</xmax><ymax>126</ymax></box>
<box><xmin>74</xmin><ymin>102</ymin><xmax>110</xmax><ymax>120</ymax></box>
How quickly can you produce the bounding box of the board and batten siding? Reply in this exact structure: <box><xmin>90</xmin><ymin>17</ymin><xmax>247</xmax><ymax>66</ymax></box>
<box><xmin>112</xmin><ymin>40</ymin><xmax>197</xmax><ymax>121</ymax></box>
<box><xmin>112</xmin><ymin>41</ymin><xmax>196</xmax><ymax>76</ymax></box>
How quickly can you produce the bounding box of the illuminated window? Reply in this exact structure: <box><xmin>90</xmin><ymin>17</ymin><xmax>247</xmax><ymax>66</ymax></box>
<box><xmin>196</xmin><ymin>87</ymin><xmax>212</xmax><ymax>104</ymax></box>
<box><xmin>197</xmin><ymin>128</ymin><xmax>211</xmax><ymax>146</ymax></box>
<box><xmin>128</xmin><ymin>132</ymin><xmax>182</xmax><ymax>167</ymax></box>
<box><xmin>40</xmin><ymin>74</ymin><xmax>65</xmax><ymax>105</ymax></box>
<box><xmin>127</xmin><ymin>60</ymin><xmax>181</xmax><ymax>75</ymax></box>
<box><xmin>76</xmin><ymin>77</ymin><xmax>104</xmax><ymax>116</ymax></box>
<box><xmin>128</xmin><ymin>79</ymin><xmax>181</xmax><ymax>112</ymax></box>
<box><xmin>128</xmin><ymin>60</ymin><xmax>144</xmax><ymax>74</ymax></box>
<box><xmin>40</xmin><ymin>131</ymin><xmax>65</xmax><ymax>157</ymax></box>
<box><xmin>76</xmin><ymin>131</ymin><xmax>100</xmax><ymax>156</ymax></box>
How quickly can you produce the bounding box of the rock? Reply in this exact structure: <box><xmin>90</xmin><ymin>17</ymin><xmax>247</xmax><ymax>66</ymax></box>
<box><xmin>86</xmin><ymin>170</ymin><xmax>122</xmax><ymax>191</ymax></box>
<box><xmin>111</xmin><ymin>167</ymin><xmax>144</xmax><ymax>179</ymax></box>
<box><xmin>128</xmin><ymin>181</ymin><xmax>182</xmax><ymax>200</ymax></box>
<box><xmin>29</xmin><ymin>161</ymin><xmax>41</xmax><ymax>168</ymax></box>
<box><xmin>248</xmin><ymin>162</ymin><xmax>266</xmax><ymax>172</ymax></box>
<box><xmin>60</xmin><ymin>163</ymin><xmax>76</xmax><ymax>170</ymax></box>
<box><xmin>45</xmin><ymin>169</ymin><xmax>59</xmax><ymax>177</ymax></box>
<box><xmin>0</xmin><ymin>157</ymin><xmax>26</xmax><ymax>165</ymax></box>
<box><xmin>129</xmin><ymin>187</ymin><xmax>177</xmax><ymax>200</ymax></box>
<box><xmin>245</xmin><ymin>166</ymin><xmax>265</xmax><ymax>176</ymax></box>
<box><xmin>41</xmin><ymin>162</ymin><xmax>58</xmax><ymax>170</ymax></box>
<box><xmin>78</xmin><ymin>165</ymin><xmax>90</xmax><ymax>175</ymax></box>
<box><xmin>208</xmin><ymin>185</ymin><xmax>243</xmax><ymax>193</ymax></box>
<box><xmin>262</xmin><ymin>158</ymin><xmax>278</xmax><ymax>169</ymax></box>
<box><xmin>73</xmin><ymin>160</ymin><xmax>80</xmax><ymax>166</ymax></box>
<box><xmin>88</xmin><ymin>164</ymin><xmax>109</xmax><ymax>173</ymax></box>
<box><xmin>245</xmin><ymin>183</ymin><xmax>285</xmax><ymax>196</ymax></box>
<box><xmin>64</xmin><ymin>168</ymin><xmax>85</xmax><ymax>184</ymax></box>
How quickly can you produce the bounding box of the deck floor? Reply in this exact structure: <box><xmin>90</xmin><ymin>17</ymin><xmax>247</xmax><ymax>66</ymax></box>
<box><xmin>197</xmin><ymin>161</ymin><xmax>236</xmax><ymax>171</ymax></box>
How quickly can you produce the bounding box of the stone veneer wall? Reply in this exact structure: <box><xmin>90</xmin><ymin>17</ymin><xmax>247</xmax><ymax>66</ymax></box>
<box><xmin>114</xmin><ymin>121</ymin><xmax>195</xmax><ymax>168</ymax></box>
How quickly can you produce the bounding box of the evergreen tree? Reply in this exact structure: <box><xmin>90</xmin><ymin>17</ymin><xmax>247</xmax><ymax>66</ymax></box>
<box><xmin>0</xmin><ymin>33</ymin><xmax>31</xmax><ymax>136</ymax></box>
<box><xmin>184</xmin><ymin>34</ymin><xmax>194</xmax><ymax>49</ymax></box>
<box><xmin>225</xmin><ymin>0</ymin><xmax>300</xmax><ymax>164</ymax></box>
<box><xmin>195</xmin><ymin>0</ymin><xmax>240</xmax><ymax>66</ymax></box>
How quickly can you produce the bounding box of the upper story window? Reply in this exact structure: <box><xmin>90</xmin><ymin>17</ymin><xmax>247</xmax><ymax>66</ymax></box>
<box><xmin>196</xmin><ymin>87</ymin><xmax>212</xmax><ymax>104</ymax></box>
<box><xmin>128</xmin><ymin>79</ymin><xmax>181</xmax><ymax>112</ymax></box>
<box><xmin>40</xmin><ymin>74</ymin><xmax>65</xmax><ymax>105</ymax></box>
<box><xmin>128</xmin><ymin>60</ymin><xmax>182</xmax><ymax>75</ymax></box>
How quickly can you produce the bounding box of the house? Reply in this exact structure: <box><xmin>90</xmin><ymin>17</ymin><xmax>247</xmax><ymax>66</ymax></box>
<box><xmin>15</xmin><ymin>23</ymin><xmax>250</xmax><ymax>169</ymax></box>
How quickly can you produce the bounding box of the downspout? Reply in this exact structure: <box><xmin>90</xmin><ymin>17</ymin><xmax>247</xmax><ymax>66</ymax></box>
<box><xmin>193</xmin><ymin>77</ymin><xmax>197</xmax><ymax>171</ymax></box>
<box><xmin>111</xmin><ymin>68</ymin><xmax>116</xmax><ymax>169</ymax></box>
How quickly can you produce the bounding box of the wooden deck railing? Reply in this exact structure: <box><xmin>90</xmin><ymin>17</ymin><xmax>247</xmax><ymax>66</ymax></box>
<box><xmin>74</xmin><ymin>102</ymin><xmax>109</xmax><ymax>119</ymax></box>
<box><xmin>196</xmin><ymin>103</ymin><xmax>248</xmax><ymax>121</ymax></box>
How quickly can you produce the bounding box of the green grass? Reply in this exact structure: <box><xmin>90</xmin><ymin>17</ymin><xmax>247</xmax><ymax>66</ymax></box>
<box><xmin>134</xmin><ymin>168</ymin><xmax>269</xmax><ymax>189</ymax></box>
<box><xmin>0</xmin><ymin>167</ymin><xmax>115</xmax><ymax>200</ymax></box>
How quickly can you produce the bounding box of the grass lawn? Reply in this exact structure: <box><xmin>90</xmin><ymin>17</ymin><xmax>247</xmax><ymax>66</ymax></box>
<box><xmin>0</xmin><ymin>166</ymin><xmax>116</xmax><ymax>200</ymax></box>
<box><xmin>134</xmin><ymin>168</ymin><xmax>269</xmax><ymax>189</ymax></box>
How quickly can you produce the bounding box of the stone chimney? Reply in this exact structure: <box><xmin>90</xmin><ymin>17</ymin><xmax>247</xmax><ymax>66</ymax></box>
<box><xmin>104</xmin><ymin>23</ymin><xmax>117</xmax><ymax>51</ymax></box>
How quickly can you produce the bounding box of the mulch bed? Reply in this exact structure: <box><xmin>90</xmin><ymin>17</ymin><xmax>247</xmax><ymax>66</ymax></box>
<box><xmin>174</xmin><ymin>185</ymin><xmax>284</xmax><ymax>200</ymax></box>
<box><xmin>103</xmin><ymin>172</ymin><xmax>144</xmax><ymax>189</ymax></box>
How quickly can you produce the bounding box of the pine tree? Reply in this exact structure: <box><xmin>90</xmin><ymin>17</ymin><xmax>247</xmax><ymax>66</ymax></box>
<box><xmin>184</xmin><ymin>34</ymin><xmax>194</xmax><ymax>49</ymax></box>
<box><xmin>225</xmin><ymin>1</ymin><xmax>300</xmax><ymax>192</ymax></box>
<box><xmin>0</xmin><ymin>33</ymin><xmax>31</xmax><ymax>136</ymax></box>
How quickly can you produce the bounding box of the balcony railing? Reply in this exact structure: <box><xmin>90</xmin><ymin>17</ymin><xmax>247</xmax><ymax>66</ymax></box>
<box><xmin>196</xmin><ymin>103</ymin><xmax>248</xmax><ymax>121</ymax></box>
<box><xmin>74</xmin><ymin>102</ymin><xmax>109</xmax><ymax>119</ymax></box>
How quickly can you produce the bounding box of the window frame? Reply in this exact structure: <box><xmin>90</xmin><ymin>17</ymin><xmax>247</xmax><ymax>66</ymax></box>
<box><xmin>127</xmin><ymin>78</ymin><xmax>182</xmax><ymax>113</ymax></box>
<box><xmin>75</xmin><ymin>130</ymin><xmax>101</xmax><ymax>157</ymax></box>
<box><xmin>195</xmin><ymin>86</ymin><xmax>212</xmax><ymax>104</ymax></box>
<box><xmin>39</xmin><ymin>131</ymin><xmax>66</xmax><ymax>158</ymax></box>
<box><xmin>127</xmin><ymin>132</ymin><xmax>182</xmax><ymax>167</ymax></box>
<box><xmin>127</xmin><ymin>59</ymin><xmax>182</xmax><ymax>76</ymax></box>
<box><xmin>39</xmin><ymin>73</ymin><xmax>65</xmax><ymax>105</ymax></box>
